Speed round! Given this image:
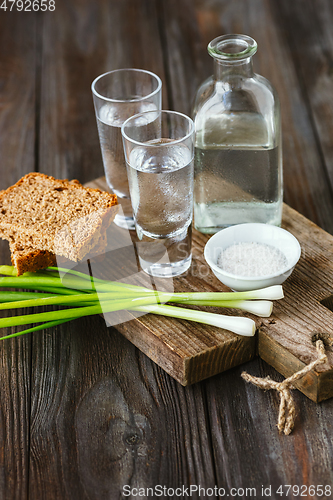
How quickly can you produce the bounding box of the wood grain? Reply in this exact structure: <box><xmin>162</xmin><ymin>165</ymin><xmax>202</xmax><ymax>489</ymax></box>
<box><xmin>0</xmin><ymin>13</ymin><xmax>36</xmax><ymax>189</ymax></box>
<box><xmin>205</xmin><ymin>358</ymin><xmax>333</xmax><ymax>492</ymax></box>
<box><xmin>259</xmin><ymin>204</ymin><xmax>333</xmax><ymax>402</ymax></box>
<box><xmin>272</xmin><ymin>0</ymin><xmax>333</xmax><ymax>191</ymax></box>
<box><xmin>28</xmin><ymin>1</ymin><xmax>216</xmax><ymax>498</ymax></box>
<box><xmin>86</xmin><ymin>176</ymin><xmax>258</xmax><ymax>385</ymax></box>
<box><xmin>29</xmin><ymin>315</ymin><xmax>218</xmax><ymax>499</ymax></box>
<box><xmin>88</xmin><ymin>176</ymin><xmax>333</xmax><ymax>401</ymax></box>
<box><xmin>0</xmin><ymin>11</ymin><xmax>38</xmax><ymax>499</ymax></box>
<box><xmin>38</xmin><ymin>0</ymin><xmax>167</xmax><ymax>183</ymax></box>
<box><xmin>163</xmin><ymin>0</ymin><xmax>333</xmax><ymax>233</ymax></box>
<box><xmin>164</xmin><ymin>0</ymin><xmax>333</xmax><ymax>492</ymax></box>
<box><xmin>2</xmin><ymin>0</ymin><xmax>333</xmax><ymax>497</ymax></box>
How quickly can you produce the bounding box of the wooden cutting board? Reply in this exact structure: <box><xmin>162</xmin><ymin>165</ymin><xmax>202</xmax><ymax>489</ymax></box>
<box><xmin>86</xmin><ymin>177</ymin><xmax>333</xmax><ymax>402</ymax></box>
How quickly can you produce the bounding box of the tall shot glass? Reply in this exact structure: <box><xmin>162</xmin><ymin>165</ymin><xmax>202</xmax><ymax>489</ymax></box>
<box><xmin>121</xmin><ymin>110</ymin><xmax>194</xmax><ymax>277</ymax></box>
<box><xmin>91</xmin><ymin>69</ymin><xmax>162</xmax><ymax>230</ymax></box>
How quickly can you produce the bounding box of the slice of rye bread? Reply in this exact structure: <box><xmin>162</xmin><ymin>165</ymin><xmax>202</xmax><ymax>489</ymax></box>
<box><xmin>0</xmin><ymin>173</ymin><xmax>118</xmax><ymax>272</ymax></box>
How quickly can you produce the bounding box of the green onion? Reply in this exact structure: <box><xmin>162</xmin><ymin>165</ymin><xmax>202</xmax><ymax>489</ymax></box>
<box><xmin>177</xmin><ymin>299</ymin><xmax>273</xmax><ymax>317</ymax></box>
<box><xmin>0</xmin><ymin>265</ymin><xmax>284</xmax><ymax>339</ymax></box>
<box><xmin>134</xmin><ymin>304</ymin><xmax>256</xmax><ymax>336</ymax></box>
<box><xmin>0</xmin><ymin>319</ymin><xmax>72</xmax><ymax>341</ymax></box>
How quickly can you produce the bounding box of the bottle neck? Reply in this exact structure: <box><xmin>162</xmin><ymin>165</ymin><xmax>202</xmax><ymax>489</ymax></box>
<box><xmin>214</xmin><ymin>56</ymin><xmax>254</xmax><ymax>81</ymax></box>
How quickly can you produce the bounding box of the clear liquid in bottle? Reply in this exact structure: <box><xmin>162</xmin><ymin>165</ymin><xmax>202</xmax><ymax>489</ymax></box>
<box><xmin>194</xmin><ymin>111</ymin><xmax>282</xmax><ymax>233</ymax></box>
<box><xmin>193</xmin><ymin>35</ymin><xmax>283</xmax><ymax>233</ymax></box>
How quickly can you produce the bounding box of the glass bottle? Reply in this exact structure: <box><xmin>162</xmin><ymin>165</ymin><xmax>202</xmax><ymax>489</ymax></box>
<box><xmin>192</xmin><ymin>34</ymin><xmax>283</xmax><ymax>233</ymax></box>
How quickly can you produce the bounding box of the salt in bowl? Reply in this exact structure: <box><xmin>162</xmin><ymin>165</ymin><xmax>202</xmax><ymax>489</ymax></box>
<box><xmin>204</xmin><ymin>223</ymin><xmax>301</xmax><ymax>291</ymax></box>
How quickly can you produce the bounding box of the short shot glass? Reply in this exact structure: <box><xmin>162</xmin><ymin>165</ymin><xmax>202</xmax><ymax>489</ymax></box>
<box><xmin>121</xmin><ymin>110</ymin><xmax>194</xmax><ymax>277</ymax></box>
<box><xmin>91</xmin><ymin>69</ymin><xmax>162</xmax><ymax>230</ymax></box>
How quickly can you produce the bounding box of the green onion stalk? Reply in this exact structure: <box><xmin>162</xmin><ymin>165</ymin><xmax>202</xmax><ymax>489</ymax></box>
<box><xmin>0</xmin><ymin>265</ymin><xmax>284</xmax><ymax>339</ymax></box>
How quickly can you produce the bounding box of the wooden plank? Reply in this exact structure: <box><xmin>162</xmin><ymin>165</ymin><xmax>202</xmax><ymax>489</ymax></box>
<box><xmin>259</xmin><ymin>204</ymin><xmax>333</xmax><ymax>402</ymax></box>
<box><xmin>0</xmin><ymin>14</ymin><xmax>36</xmax><ymax>188</ymax></box>
<box><xmin>89</xmin><ymin>176</ymin><xmax>333</xmax><ymax>402</ymax></box>
<box><xmin>29</xmin><ymin>317</ymin><xmax>217</xmax><ymax>498</ymax></box>
<box><xmin>0</xmin><ymin>11</ymin><xmax>37</xmax><ymax>499</ymax></box>
<box><xmin>38</xmin><ymin>0</ymin><xmax>168</xmax><ymax>182</ymax></box>
<box><xmin>85</xmin><ymin>0</ymin><xmax>333</xmax><ymax>401</ymax></box>
<box><xmin>86</xmin><ymin>176</ymin><xmax>257</xmax><ymax>386</ymax></box>
<box><xmin>1</xmin><ymin>0</ymin><xmax>332</xmax><ymax>496</ymax></box>
<box><xmin>272</xmin><ymin>0</ymin><xmax>333</xmax><ymax>193</ymax></box>
<box><xmin>205</xmin><ymin>357</ymin><xmax>333</xmax><ymax>493</ymax></box>
<box><xmin>160</xmin><ymin>0</ymin><xmax>333</xmax><ymax>494</ymax></box>
<box><xmin>156</xmin><ymin>0</ymin><xmax>206</xmax><ymax>115</ymax></box>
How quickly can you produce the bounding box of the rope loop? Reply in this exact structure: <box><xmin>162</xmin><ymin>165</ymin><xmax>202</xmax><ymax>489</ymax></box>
<box><xmin>242</xmin><ymin>340</ymin><xmax>327</xmax><ymax>435</ymax></box>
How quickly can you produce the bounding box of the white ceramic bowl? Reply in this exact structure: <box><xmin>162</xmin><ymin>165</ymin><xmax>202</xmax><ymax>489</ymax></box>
<box><xmin>204</xmin><ymin>223</ymin><xmax>301</xmax><ymax>291</ymax></box>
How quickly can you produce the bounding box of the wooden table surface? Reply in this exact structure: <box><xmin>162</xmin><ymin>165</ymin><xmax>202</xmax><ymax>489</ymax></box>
<box><xmin>1</xmin><ymin>1</ymin><xmax>333</xmax><ymax>498</ymax></box>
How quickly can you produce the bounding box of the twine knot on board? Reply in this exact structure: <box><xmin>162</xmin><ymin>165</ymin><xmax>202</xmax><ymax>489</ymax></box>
<box><xmin>241</xmin><ymin>340</ymin><xmax>328</xmax><ymax>436</ymax></box>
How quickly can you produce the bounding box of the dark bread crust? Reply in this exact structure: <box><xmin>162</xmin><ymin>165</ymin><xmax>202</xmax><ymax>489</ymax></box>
<box><xmin>10</xmin><ymin>243</ymin><xmax>57</xmax><ymax>276</ymax></box>
<box><xmin>0</xmin><ymin>172</ymin><xmax>110</xmax><ymax>201</ymax></box>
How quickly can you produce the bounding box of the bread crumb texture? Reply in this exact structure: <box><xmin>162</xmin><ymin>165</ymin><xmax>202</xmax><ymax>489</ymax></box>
<box><xmin>0</xmin><ymin>173</ymin><xmax>118</xmax><ymax>265</ymax></box>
